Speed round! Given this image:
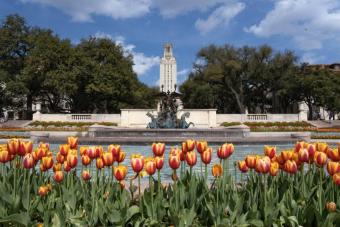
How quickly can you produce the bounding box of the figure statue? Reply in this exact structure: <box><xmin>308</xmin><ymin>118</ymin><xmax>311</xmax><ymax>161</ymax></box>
<box><xmin>146</xmin><ymin>112</ymin><xmax>158</xmax><ymax>129</ymax></box>
<box><xmin>178</xmin><ymin>112</ymin><xmax>195</xmax><ymax>129</ymax></box>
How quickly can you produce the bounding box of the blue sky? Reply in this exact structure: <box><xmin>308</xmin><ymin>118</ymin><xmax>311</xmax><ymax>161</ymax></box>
<box><xmin>1</xmin><ymin>0</ymin><xmax>340</xmax><ymax>86</ymax></box>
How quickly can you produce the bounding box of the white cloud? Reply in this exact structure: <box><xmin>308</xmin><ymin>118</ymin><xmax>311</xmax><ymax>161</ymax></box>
<box><xmin>301</xmin><ymin>52</ymin><xmax>325</xmax><ymax>64</ymax></box>
<box><xmin>21</xmin><ymin>0</ymin><xmax>151</xmax><ymax>22</ymax></box>
<box><xmin>177</xmin><ymin>68</ymin><xmax>190</xmax><ymax>76</ymax></box>
<box><xmin>246</xmin><ymin>0</ymin><xmax>340</xmax><ymax>50</ymax></box>
<box><xmin>195</xmin><ymin>2</ymin><xmax>245</xmax><ymax>34</ymax></box>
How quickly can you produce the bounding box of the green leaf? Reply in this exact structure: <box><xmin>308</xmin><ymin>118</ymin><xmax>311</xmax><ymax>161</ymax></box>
<box><xmin>0</xmin><ymin>213</ymin><xmax>30</xmax><ymax>226</ymax></box>
<box><xmin>126</xmin><ymin>205</ymin><xmax>140</xmax><ymax>222</ymax></box>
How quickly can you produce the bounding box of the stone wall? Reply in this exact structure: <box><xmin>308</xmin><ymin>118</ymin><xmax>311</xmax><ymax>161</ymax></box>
<box><xmin>32</xmin><ymin>113</ymin><xmax>121</xmax><ymax>124</ymax></box>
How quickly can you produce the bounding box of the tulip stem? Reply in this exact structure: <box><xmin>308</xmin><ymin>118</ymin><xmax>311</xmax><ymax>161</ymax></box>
<box><xmin>157</xmin><ymin>169</ymin><xmax>161</xmax><ymax>192</ymax></box>
<box><xmin>205</xmin><ymin>164</ymin><xmax>208</xmax><ymax>182</ymax></box>
<box><xmin>149</xmin><ymin>175</ymin><xmax>154</xmax><ymax>219</ymax></box>
<box><xmin>138</xmin><ymin>174</ymin><xmax>141</xmax><ymax>197</ymax></box>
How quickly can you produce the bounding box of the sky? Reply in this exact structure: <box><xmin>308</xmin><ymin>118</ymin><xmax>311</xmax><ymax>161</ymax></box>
<box><xmin>1</xmin><ymin>0</ymin><xmax>340</xmax><ymax>86</ymax></box>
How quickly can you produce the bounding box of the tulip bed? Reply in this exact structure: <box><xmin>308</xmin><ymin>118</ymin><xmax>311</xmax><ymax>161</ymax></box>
<box><xmin>0</xmin><ymin>139</ymin><xmax>340</xmax><ymax>226</ymax></box>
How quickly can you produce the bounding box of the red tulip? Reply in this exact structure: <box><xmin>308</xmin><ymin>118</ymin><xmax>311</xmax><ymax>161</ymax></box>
<box><xmin>316</xmin><ymin>142</ymin><xmax>328</xmax><ymax>153</ymax></box>
<box><xmin>333</xmin><ymin>173</ymin><xmax>340</xmax><ymax>185</ymax></box>
<box><xmin>102</xmin><ymin>152</ymin><xmax>114</xmax><ymax>167</ymax></box>
<box><xmin>54</xmin><ymin>171</ymin><xmax>64</xmax><ymax>183</ymax></box>
<box><xmin>96</xmin><ymin>157</ymin><xmax>104</xmax><ymax>169</ymax></box>
<box><xmin>82</xmin><ymin>170</ymin><xmax>91</xmax><ymax>181</ymax></box>
<box><xmin>39</xmin><ymin>142</ymin><xmax>50</xmax><ymax>150</ymax></box>
<box><xmin>186</xmin><ymin>139</ymin><xmax>195</xmax><ymax>152</ymax></box>
<box><xmin>67</xmin><ymin>136</ymin><xmax>78</xmax><ymax>149</ymax></box>
<box><xmin>18</xmin><ymin>141</ymin><xmax>33</xmax><ymax>156</ymax></box>
<box><xmin>314</xmin><ymin>151</ymin><xmax>327</xmax><ymax>167</ymax></box>
<box><xmin>131</xmin><ymin>154</ymin><xmax>144</xmax><ymax>173</ymax></box>
<box><xmin>284</xmin><ymin>160</ymin><xmax>298</xmax><ymax>174</ymax></box>
<box><xmin>217</xmin><ymin>143</ymin><xmax>234</xmax><ymax>159</ymax></box>
<box><xmin>67</xmin><ymin>154</ymin><xmax>78</xmax><ymax>168</ymax></box>
<box><xmin>80</xmin><ymin>146</ymin><xmax>88</xmax><ymax>156</ymax></box>
<box><xmin>152</xmin><ymin>142</ymin><xmax>165</xmax><ymax>156</ymax></box>
<box><xmin>182</xmin><ymin>141</ymin><xmax>188</xmax><ymax>154</ymax></box>
<box><xmin>245</xmin><ymin>155</ymin><xmax>257</xmax><ymax>169</ymax></box>
<box><xmin>0</xmin><ymin>150</ymin><xmax>9</xmax><ymax>163</ymax></box>
<box><xmin>238</xmin><ymin>160</ymin><xmax>249</xmax><ymax>173</ymax></box>
<box><xmin>196</xmin><ymin>141</ymin><xmax>207</xmax><ymax>154</ymax></box>
<box><xmin>145</xmin><ymin>157</ymin><xmax>156</xmax><ymax>175</ymax></box>
<box><xmin>186</xmin><ymin>151</ymin><xmax>197</xmax><ymax>167</ymax></box>
<box><xmin>7</xmin><ymin>138</ymin><xmax>20</xmax><ymax>155</ymax></box>
<box><xmin>298</xmin><ymin>148</ymin><xmax>309</xmax><ymax>163</ymax></box>
<box><xmin>327</xmin><ymin>161</ymin><xmax>340</xmax><ymax>176</ymax></box>
<box><xmin>108</xmin><ymin>144</ymin><xmax>121</xmax><ymax>158</ymax></box>
<box><xmin>169</xmin><ymin>154</ymin><xmax>180</xmax><ymax>170</ymax></box>
<box><xmin>59</xmin><ymin>144</ymin><xmax>70</xmax><ymax>156</ymax></box>
<box><xmin>270</xmin><ymin>162</ymin><xmax>279</xmax><ymax>176</ymax></box>
<box><xmin>281</xmin><ymin>150</ymin><xmax>293</xmax><ymax>162</ymax></box>
<box><xmin>53</xmin><ymin>163</ymin><xmax>62</xmax><ymax>172</ymax></box>
<box><xmin>255</xmin><ymin>157</ymin><xmax>270</xmax><ymax>174</ymax></box>
<box><xmin>36</xmin><ymin>148</ymin><xmax>47</xmax><ymax>160</ymax></box>
<box><xmin>116</xmin><ymin>151</ymin><xmax>126</xmax><ymax>163</ymax></box>
<box><xmin>23</xmin><ymin>153</ymin><xmax>34</xmax><ymax>169</ymax></box>
<box><xmin>327</xmin><ymin>148</ymin><xmax>340</xmax><ymax>162</ymax></box>
<box><xmin>294</xmin><ymin>141</ymin><xmax>305</xmax><ymax>153</ymax></box>
<box><xmin>63</xmin><ymin>161</ymin><xmax>71</xmax><ymax>172</ymax></box>
<box><xmin>201</xmin><ymin>148</ymin><xmax>212</xmax><ymax>165</ymax></box>
<box><xmin>114</xmin><ymin>165</ymin><xmax>128</xmax><ymax>181</ymax></box>
<box><xmin>42</xmin><ymin>156</ymin><xmax>53</xmax><ymax>170</ymax></box>
<box><xmin>38</xmin><ymin>186</ymin><xmax>49</xmax><ymax>197</ymax></box>
<box><xmin>82</xmin><ymin>155</ymin><xmax>91</xmax><ymax>166</ymax></box>
<box><xmin>307</xmin><ymin>144</ymin><xmax>316</xmax><ymax>160</ymax></box>
<box><xmin>88</xmin><ymin>146</ymin><xmax>100</xmax><ymax>159</ymax></box>
<box><xmin>155</xmin><ymin>156</ymin><xmax>164</xmax><ymax>170</ymax></box>
<box><xmin>264</xmin><ymin>145</ymin><xmax>276</xmax><ymax>159</ymax></box>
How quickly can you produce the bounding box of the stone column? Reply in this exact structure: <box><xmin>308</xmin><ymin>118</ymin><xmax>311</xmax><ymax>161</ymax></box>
<box><xmin>298</xmin><ymin>102</ymin><xmax>308</xmax><ymax>121</ymax></box>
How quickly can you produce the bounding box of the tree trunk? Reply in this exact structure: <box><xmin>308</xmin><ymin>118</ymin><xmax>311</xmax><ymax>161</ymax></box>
<box><xmin>25</xmin><ymin>94</ymin><xmax>33</xmax><ymax>120</ymax></box>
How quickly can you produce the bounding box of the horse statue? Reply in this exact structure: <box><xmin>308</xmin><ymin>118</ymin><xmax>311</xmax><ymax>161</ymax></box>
<box><xmin>178</xmin><ymin>112</ymin><xmax>195</xmax><ymax>129</ymax></box>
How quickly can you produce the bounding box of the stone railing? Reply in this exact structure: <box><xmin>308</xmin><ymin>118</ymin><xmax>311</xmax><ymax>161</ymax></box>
<box><xmin>32</xmin><ymin>113</ymin><xmax>120</xmax><ymax>124</ymax></box>
<box><xmin>216</xmin><ymin>113</ymin><xmax>305</xmax><ymax>124</ymax></box>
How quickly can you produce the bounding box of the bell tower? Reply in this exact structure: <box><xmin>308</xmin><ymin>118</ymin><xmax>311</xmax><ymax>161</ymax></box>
<box><xmin>160</xmin><ymin>43</ymin><xmax>177</xmax><ymax>92</ymax></box>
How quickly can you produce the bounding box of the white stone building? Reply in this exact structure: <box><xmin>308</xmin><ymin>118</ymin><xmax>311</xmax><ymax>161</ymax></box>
<box><xmin>160</xmin><ymin>43</ymin><xmax>177</xmax><ymax>92</ymax></box>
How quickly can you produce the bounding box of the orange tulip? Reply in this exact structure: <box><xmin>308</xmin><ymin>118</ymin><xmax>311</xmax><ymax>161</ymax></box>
<box><xmin>255</xmin><ymin>157</ymin><xmax>270</xmax><ymax>174</ymax></box>
<box><xmin>179</xmin><ymin>149</ymin><xmax>186</xmax><ymax>161</ymax></box>
<box><xmin>186</xmin><ymin>139</ymin><xmax>195</xmax><ymax>152</ymax></box>
<box><xmin>155</xmin><ymin>156</ymin><xmax>164</xmax><ymax>170</ymax></box>
<box><xmin>82</xmin><ymin>155</ymin><xmax>91</xmax><ymax>166</ymax></box>
<box><xmin>333</xmin><ymin>173</ymin><xmax>340</xmax><ymax>185</ymax></box>
<box><xmin>152</xmin><ymin>142</ymin><xmax>165</xmax><ymax>156</ymax></box>
<box><xmin>186</xmin><ymin>151</ymin><xmax>197</xmax><ymax>167</ymax></box>
<box><xmin>87</xmin><ymin>146</ymin><xmax>99</xmax><ymax>159</ymax></box>
<box><xmin>201</xmin><ymin>148</ymin><xmax>212</xmax><ymax>165</ymax></box>
<box><xmin>145</xmin><ymin>157</ymin><xmax>156</xmax><ymax>175</ymax></box>
<box><xmin>67</xmin><ymin>137</ymin><xmax>78</xmax><ymax>149</ymax></box>
<box><xmin>0</xmin><ymin>150</ymin><xmax>9</xmax><ymax>163</ymax></box>
<box><xmin>264</xmin><ymin>145</ymin><xmax>276</xmax><ymax>159</ymax></box>
<box><xmin>7</xmin><ymin>138</ymin><xmax>20</xmax><ymax>155</ymax></box>
<box><xmin>327</xmin><ymin>161</ymin><xmax>340</xmax><ymax>176</ymax></box>
<box><xmin>245</xmin><ymin>155</ymin><xmax>257</xmax><ymax>169</ymax></box>
<box><xmin>56</xmin><ymin>152</ymin><xmax>64</xmax><ymax>164</ymax></box>
<box><xmin>40</xmin><ymin>163</ymin><xmax>47</xmax><ymax>172</ymax></box>
<box><xmin>281</xmin><ymin>150</ymin><xmax>293</xmax><ymax>162</ymax></box>
<box><xmin>102</xmin><ymin>152</ymin><xmax>114</xmax><ymax>167</ymax></box>
<box><xmin>114</xmin><ymin>165</ymin><xmax>128</xmax><ymax>181</ymax></box>
<box><xmin>23</xmin><ymin>153</ymin><xmax>34</xmax><ymax>169</ymax></box>
<box><xmin>53</xmin><ymin>163</ymin><xmax>62</xmax><ymax>172</ymax></box>
<box><xmin>307</xmin><ymin>144</ymin><xmax>316</xmax><ymax>159</ymax></box>
<box><xmin>80</xmin><ymin>146</ymin><xmax>88</xmax><ymax>156</ymax></box>
<box><xmin>217</xmin><ymin>143</ymin><xmax>234</xmax><ymax>159</ymax></box>
<box><xmin>270</xmin><ymin>162</ymin><xmax>279</xmax><ymax>176</ymax></box>
<box><xmin>284</xmin><ymin>160</ymin><xmax>298</xmax><ymax>174</ymax></box>
<box><xmin>196</xmin><ymin>141</ymin><xmax>207</xmax><ymax>154</ymax></box>
<box><xmin>63</xmin><ymin>161</ymin><xmax>71</xmax><ymax>172</ymax></box>
<box><xmin>39</xmin><ymin>142</ymin><xmax>50</xmax><ymax>150</ymax></box>
<box><xmin>67</xmin><ymin>154</ymin><xmax>78</xmax><ymax>168</ymax></box>
<box><xmin>59</xmin><ymin>144</ymin><xmax>70</xmax><ymax>156</ymax></box>
<box><xmin>38</xmin><ymin>186</ymin><xmax>49</xmax><ymax>197</ymax></box>
<box><xmin>169</xmin><ymin>154</ymin><xmax>180</xmax><ymax>170</ymax></box>
<box><xmin>131</xmin><ymin>154</ymin><xmax>144</xmax><ymax>173</ymax></box>
<box><xmin>18</xmin><ymin>140</ymin><xmax>33</xmax><ymax>156</ymax></box>
<box><xmin>82</xmin><ymin>170</ymin><xmax>91</xmax><ymax>181</ymax></box>
<box><xmin>294</xmin><ymin>141</ymin><xmax>305</xmax><ymax>153</ymax></box>
<box><xmin>108</xmin><ymin>144</ymin><xmax>121</xmax><ymax>158</ymax></box>
<box><xmin>182</xmin><ymin>141</ymin><xmax>188</xmax><ymax>154</ymax></box>
<box><xmin>298</xmin><ymin>148</ymin><xmax>309</xmax><ymax>163</ymax></box>
<box><xmin>326</xmin><ymin>202</ymin><xmax>337</xmax><ymax>212</ymax></box>
<box><xmin>238</xmin><ymin>160</ymin><xmax>249</xmax><ymax>173</ymax></box>
<box><xmin>314</xmin><ymin>151</ymin><xmax>327</xmax><ymax>167</ymax></box>
<box><xmin>54</xmin><ymin>171</ymin><xmax>64</xmax><ymax>183</ymax></box>
<box><xmin>116</xmin><ymin>151</ymin><xmax>126</xmax><ymax>163</ymax></box>
<box><xmin>35</xmin><ymin>148</ymin><xmax>46</xmax><ymax>160</ymax></box>
<box><xmin>96</xmin><ymin>157</ymin><xmax>104</xmax><ymax>169</ymax></box>
<box><xmin>316</xmin><ymin>142</ymin><xmax>328</xmax><ymax>153</ymax></box>
<box><xmin>42</xmin><ymin>156</ymin><xmax>53</xmax><ymax>170</ymax></box>
<box><xmin>327</xmin><ymin>148</ymin><xmax>340</xmax><ymax>162</ymax></box>
<box><xmin>212</xmin><ymin>164</ymin><xmax>223</xmax><ymax>177</ymax></box>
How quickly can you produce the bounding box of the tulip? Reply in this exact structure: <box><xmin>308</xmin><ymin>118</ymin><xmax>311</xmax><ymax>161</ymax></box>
<box><xmin>333</xmin><ymin>173</ymin><xmax>340</xmax><ymax>185</ymax></box>
<box><xmin>55</xmin><ymin>152</ymin><xmax>64</xmax><ymax>164</ymax></box>
<box><xmin>316</xmin><ymin>142</ymin><xmax>328</xmax><ymax>153</ymax></box>
<box><xmin>182</xmin><ymin>141</ymin><xmax>188</xmax><ymax>154</ymax></box>
<box><xmin>284</xmin><ymin>160</ymin><xmax>298</xmax><ymax>174</ymax></box>
<box><xmin>169</xmin><ymin>154</ymin><xmax>180</xmax><ymax>170</ymax></box>
<box><xmin>69</xmin><ymin>149</ymin><xmax>77</xmax><ymax>156</ymax></box>
<box><xmin>96</xmin><ymin>157</ymin><xmax>104</xmax><ymax>169</ymax></box>
<box><xmin>186</xmin><ymin>139</ymin><xmax>195</xmax><ymax>151</ymax></box>
<box><xmin>307</xmin><ymin>144</ymin><xmax>316</xmax><ymax>160</ymax></box>
<box><xmin>23</xmin><ymin>153</ymin><xmax>34</xmax><ymax>169</ymax></box>
<box><xmin>38</xmin><ymin>186</ymin><xmax>49</xmax><ymax>197</ymax></box>
<box><xmin>245</xmin><ymin>155</ymin><xmax>257</xmax><ymax>169</ymax></box>
<box><xmin>42</xmin><ymin>156</ymin><xmax>53</xmax><ymax>170</ymax></box>
<box><xmin>298</xmin><ymin>148</ymin><xmax>309</xmax><ymax>163</ymax></box>
<box><xmin>82</xmin><ymin>155</ymin><xmax>91</xmax><ymax>166</ymax></box>
<box><xmin>116</xmin><ymin>151</ymin><xmax>126</xmax><ymax>163</ymax></box>
<box><xmin>0</xmin><ymin>150</ymin><xmax>9</xmax><ymax>163</ymax></box>
<box><xmin>7</xmin><ymin>138</ymin><xmax>20</xmax><ymax>155</ymax></box>
<box><xmin>39</xmin><ymin>142</ymin><xmax>50</xmax><ymax>150</ymax></box>
<box><xmin>327</xmin><ymin>161</ymin><xmax>340</xmax><ymax>176</ymax></box>
<box><xmin>155</xmin><ymin>156</ymin><xmax>164</xmax><ymax>170</ymax></box>
<box><xmin>186</xmin><ymin>151</ymin><xmax>197</xmax><ymax>167</ymax></box>
<box><xmin>87</xmin><ymin>146</ymin><xmax>99</xmax><ymax>159</ymax></box>
<box><xmin>217</xmin><ymin>143</ymin><xmax>234</xmax><ymax>159</ymax></box>
<box><xmin>40</xmin><ymin>163</ymin><xmax>47</xmax><ymax>172</ymax></box>
<box><xmin>212</xmin><ymin>164</ymin><xmax>223</xmax><ymax>177</ymax></box>
<box><xmin>35</xmin><ymin>148</ymin><xmax>46</xmax><ymax>160</ymax></box>
<box><xmin>54</xmin><ymin>171</ymin><xmax>64</xmax><ymax>183</ymax></box>
<box><xmin>67</xmin><ymin>136</ymin><xmax>78</xmax><ymax>149</ymax></box>
<box><xmin>255</xmin><ymin>157</ymin><xmax>270</xmax><ymax>174</ymax></box>
<box><xmin>201</xmin><ymin>148</ymin><xmax>212</xmax><ymax>165</ymax></box>
<box><xmin>196</xmin><ymin>141</ymin><xmax>207</xmax><ymax>154</ymax></box>
<box><xmin>281</xmin><ymin>150</ymin><xmax>293</xmax><ymax>162</ymax></box>
<box><xmin>327</xmin><ymin>148</ymin><xmax>340</xmax><ymax>162</ymax></box>
<box><xmin>152</xmin><ymin>142</ymin><xmax>165</xmax><ymax>156</ymax></box>
<box><xmin>53</xmin><ymin>163</ymin><xmax>62</xmax><ymax>172</ymax></box>
<box><xmin>59</xmin><ymin>144</ymin><xmax>70</xmax><ymax>156</ymax></box>
<box><xmin>238</xmin><ymin>160</ymin><xmax>249</xmax><ymax>173</ymax></box>
<box><xmin>102</xmin><ymin>152</ymin><xmax>114</xmax><ymax>167</ymax></box>
<box><xmin>63</xmin><ymin>161</ymin><xmax>71</xmax><ymax>172</ymax></box>
<box><xmin>145</xmin><ymin>157</ymin><xmax>156</xmax><ymax>175</ymax></box>
<box><xmin>108</xmin><ymin>144</ymin><xmax>121</xmax><ymax>158</ymax></box>
<box><xmin>264</xmin><ymin>145</ymin><xmax>276</xmax><ymax>159</ymax></box>
<box><xmin>131</xmin><ymin>154</ymin><xmax>144</xmax><ymax>173</ymax></box>
<box><xmin>314</xmin><ymin>151</ymin><xmax>327</xmax><ymax>167</ymax></box>
<box><xmin>82</xmin><ymin>170</ymin><xmax>91</xmax><ymax>181</ymax></box>
<box><xmin>270</xmin><ymin>162</ymin><xmax>279</xmax><ymax>176</ymax></box>
<box><xmin>67</xmin><ymin>154</ymin><xmax>78</xmax><ymax>168</ymax></box>
<box><xmin>114</xmin><ymin>165</ymin><xmax>128</xmax><ymax>181</ymax></box>
<box><xmin>326</xmin><ymin>202</ymin><xmax>337</xmax><ymax>212</ymax></box>
<box><xmin>18</xmin><ymin>140</ymin><xmax>33</xmax><ymax>156</ymax></box>
<box><xmin>80</xmin><ymin>146</ymin><xmax>88</xmax><ymax>156</ymax></box>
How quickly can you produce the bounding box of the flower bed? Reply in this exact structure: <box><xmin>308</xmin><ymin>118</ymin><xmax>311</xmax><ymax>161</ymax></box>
<box><xmin>0</xmin><ymin>139</ymin><xmax>339</xmax><ymax>226</ymax></box>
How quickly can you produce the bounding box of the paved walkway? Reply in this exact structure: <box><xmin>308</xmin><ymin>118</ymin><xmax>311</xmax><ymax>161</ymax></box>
<box><xmin>0</xmin><ymin>120</ymin><xmax>31</xmax><ymax>128</ymax></box>
<box><xmin>308</xmin><ymin>120</ymin><xmax>335</xmax><ymax>128</ymax></box>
